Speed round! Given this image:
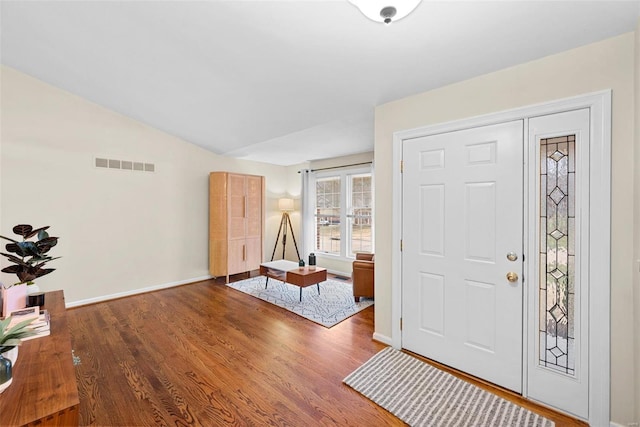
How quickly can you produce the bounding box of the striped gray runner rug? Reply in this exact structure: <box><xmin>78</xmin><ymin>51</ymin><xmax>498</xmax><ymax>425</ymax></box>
<box><xmin>344</xmin><ymin>347</ymin><xmax>554</xmax><ymax>427</ymax></box>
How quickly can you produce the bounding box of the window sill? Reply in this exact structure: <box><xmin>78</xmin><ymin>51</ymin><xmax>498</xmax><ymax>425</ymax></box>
<box><xmin>314</xmin><ymin>252</ymin><xmax>357</xmax><ymax>263</ymax></box>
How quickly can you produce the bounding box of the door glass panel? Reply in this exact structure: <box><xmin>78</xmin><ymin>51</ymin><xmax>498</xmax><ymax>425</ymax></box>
<box><xmin>539</xmin><ymin>135</ymin><xmax>576</xmax><ymax>376</ymax></box>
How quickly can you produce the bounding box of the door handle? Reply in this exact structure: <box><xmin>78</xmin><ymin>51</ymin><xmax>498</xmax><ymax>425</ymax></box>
<box><xmin>506</xmin><ymin>272</ymin><xmax>518</xmax><ymax>283</ymax></box>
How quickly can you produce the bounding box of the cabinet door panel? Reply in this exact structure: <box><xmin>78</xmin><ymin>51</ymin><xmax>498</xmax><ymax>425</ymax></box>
<box><xmin>209</xmin><ymin>174</ymin><xmax>228</xmax><ymax>241</ymax></box>
<box><xmin>228</xmin><ymin>174</ymin><xmax>246</xmax><ymax>194</ymax></box>
<box><xmin>246</xmin><ymin>176</ymin><xmax>262</xmax><ymax>237</ymax></box>
<box><xmin>245</xmin><ymin>237</ymin><xmax>262</xmax><ymax>271</ymax></box>
<box><xmin>228</xmin><ymin>239</ymin><xmax>246</xmax><ymax>275</ymax></box>
<box><xmin>228</xmin><ymin>175</ymin><xmax>246</xmax><ymax>240</ymax></box>
<box><xmin>209</xmin><ymin>239</ymin><xmax>228</xmax><ymax>276</ymax></box>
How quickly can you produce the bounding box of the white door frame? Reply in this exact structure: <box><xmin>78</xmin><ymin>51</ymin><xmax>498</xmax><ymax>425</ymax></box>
<box><xmin>390</xmin><ymin>90</ymin><xmax>611</xmax><ymax>426</ymax></box>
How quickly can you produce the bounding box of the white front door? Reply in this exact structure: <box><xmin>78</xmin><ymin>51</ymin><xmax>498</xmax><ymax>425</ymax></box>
<box><xmin>402</xmin><ymin>120</ymin><xmax>524</xmax><ymax>392</ymax></box>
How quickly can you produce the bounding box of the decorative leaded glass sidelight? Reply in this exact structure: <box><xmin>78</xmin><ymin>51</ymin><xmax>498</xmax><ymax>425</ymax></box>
<box><xmin>539</xmin><ymin>135</ymin><xmax>576</xmax><ymax>376</ymax></box>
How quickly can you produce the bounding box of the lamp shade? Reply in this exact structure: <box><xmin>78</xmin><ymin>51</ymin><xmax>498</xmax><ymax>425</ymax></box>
<box><xmin>348</xmin><ymin>0</ymin><xmax>421</xmax><ymax>24</ymax></box>
<box><xmin>278</xmin><ymin>198</ymin><xmax>294</xmax><ymax>211</ymax></box>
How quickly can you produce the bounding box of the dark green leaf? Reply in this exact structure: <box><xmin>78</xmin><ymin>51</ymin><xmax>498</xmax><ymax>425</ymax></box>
<box><xmin>12</xmin><ymin>224</ymin><xmax>33</xmax><ymax>238</ymax></box>
<box><xmin>36</xmin><ymin>237</ymin><xmax>58</xmax><ymax>251</ymax></box>
<box><xmin>5</xmin><ymin>243</ymin><xmax>21</xmax><ymax>255</ymax></box>
<box><xmin>33</xmin><ymin>257</ymin><xmax>61</xmax><ymax>269</ymax></box>
<box><xmin>37</xmin><ymin>229</ymin><xmax>49</xmax><ymax>240</ymax></box>
<box><xmin>34</xmin><ymin>268</ymin><xmax>55</xmax><ymax>278</ymax></box>
<box><xmin>1</xmin><ymin>265</ymin><xmax>22</xmax><ymax>274</ymax></box>
<box><xmin>25</xmin><ymin>226</ymin><xmax>50</xmax><ymax>240</ymax></box>
<box><xmin>17</xmin><ymin>271</ymin><xmax>36</xmax><ymax>282</ymax></box>
<box><xmin>0</xmin><ymin>252</ymin><xmax>29</xmax><ymax>266</ymax></box>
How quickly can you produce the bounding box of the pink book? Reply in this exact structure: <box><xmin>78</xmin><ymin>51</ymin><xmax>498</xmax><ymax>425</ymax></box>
<box><xmin>1</xmin><ymin>284</ymin><xmax>27</xmax><ymax>318</ymax></box>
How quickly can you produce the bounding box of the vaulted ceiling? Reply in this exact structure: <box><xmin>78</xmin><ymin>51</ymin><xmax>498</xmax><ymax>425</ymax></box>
<box><xmin>2</xmin><ymin>1</ymin><xmax>638</xmax><ymax>165</ymax></box>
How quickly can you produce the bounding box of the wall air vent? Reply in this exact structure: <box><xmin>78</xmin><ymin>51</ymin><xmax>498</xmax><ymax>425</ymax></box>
<box><xmin>95</xmin><ymin>158</ymin><xmax>155</xmax><ymax>172</ymax></box>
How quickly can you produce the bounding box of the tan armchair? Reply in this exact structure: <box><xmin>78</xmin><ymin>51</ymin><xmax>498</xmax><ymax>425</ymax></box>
<box><xmin>352</xmin><ymin>253</ymin><xmax>374</xmax><ymax>302</ymax></box>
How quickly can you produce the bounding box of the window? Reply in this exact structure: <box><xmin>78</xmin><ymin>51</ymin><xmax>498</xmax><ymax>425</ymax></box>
<box><xmin>312</xmin><ymin>167</ymin><xmax>373</xmax><ymax>258</ymax></box>
<box><xmin>315</xmin><ymin>176</ymin><xmax>341</xmax><ymax>254</ymax></box>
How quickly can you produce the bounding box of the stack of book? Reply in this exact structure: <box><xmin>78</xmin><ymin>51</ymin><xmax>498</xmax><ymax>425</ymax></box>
<box><xmin>6</xmin><ymin>306</ymin><xmax>51</xmax><ymax>340</ymax></box>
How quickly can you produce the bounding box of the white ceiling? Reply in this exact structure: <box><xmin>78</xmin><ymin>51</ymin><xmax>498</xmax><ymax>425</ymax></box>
<box><xmin>2</xmin><ymin>1</ymin><xmax>638</xmax><ymax>166</ymax></box>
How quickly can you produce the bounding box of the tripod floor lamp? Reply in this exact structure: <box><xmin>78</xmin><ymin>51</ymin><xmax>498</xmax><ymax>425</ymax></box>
<box><xmin>271</xmin><ymin>198</ymin><xmax>300</xmax><ymax>261</ymax></box>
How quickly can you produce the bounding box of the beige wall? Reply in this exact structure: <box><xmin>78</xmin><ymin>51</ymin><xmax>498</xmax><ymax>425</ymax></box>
<box><xmin>0</xmin><ymin>66</ymin><xmax>291</xmax><ymax>305</ymax></box>
<box><xmin>267</xmin><ymin>163</ymin><xmax>307</xmax><ymax>263</ymax></box>
<box><xmin>0</xmin><ymin>65</ymin><xmax>370</xmax><ymax>299</ymax></box>
<box><xmin>374</xmin><ymin>33</ymin><xmax>637</xmax><ymax>424</ymax></box>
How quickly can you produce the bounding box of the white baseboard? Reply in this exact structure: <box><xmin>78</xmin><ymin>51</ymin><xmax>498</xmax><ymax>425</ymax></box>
<box><xmin>65</xmin><ymin>275</ymin><xmax>213</xmax><ymax>308</ymax></box>
<box><xmin>372</xmin><ymin>332</ymin><xmax>392</xmax><ymax>345</ymax></box>
<box><xmin>611</xmin><ymin>422</ymin><xmax>639</xmax><ymax>427</ymax></box>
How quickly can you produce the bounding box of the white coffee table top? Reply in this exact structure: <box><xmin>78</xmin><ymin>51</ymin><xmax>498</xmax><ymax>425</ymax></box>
<box><xmin>260</xmin><ymin>260</ymin><xmax>299</xmax><ymax>272</ymax></box>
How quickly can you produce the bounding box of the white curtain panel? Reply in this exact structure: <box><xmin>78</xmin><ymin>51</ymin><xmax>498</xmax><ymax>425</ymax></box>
<box><xmin>299</xmin><ymin>169</ymin><xmax>315</xmax><ymax>260</ymax></box>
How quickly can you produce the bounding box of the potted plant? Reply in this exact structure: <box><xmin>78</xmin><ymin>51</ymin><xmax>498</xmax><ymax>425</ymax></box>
<box><xmin>0</xmin><ymin>316</ymin><xmax>37</xmax><ymax>393</ymax></box>
<box><xmin>0</xmin><ymin>224</ymin><xmax>60</xmax><ymax>293</ymax></box>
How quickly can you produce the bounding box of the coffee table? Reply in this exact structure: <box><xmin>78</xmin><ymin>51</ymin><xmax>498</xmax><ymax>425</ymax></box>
<box><xmin>259</xmin><ymin>260</ymin><xmax>327</xmax><ymax>301</ymax></box>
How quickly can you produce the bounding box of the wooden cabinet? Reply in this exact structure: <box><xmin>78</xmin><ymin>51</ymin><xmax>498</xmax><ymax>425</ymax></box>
<box><xmin>209</xmin><ymin>172</ymin><xmax>265</xmax><ymax>282</ymax></box>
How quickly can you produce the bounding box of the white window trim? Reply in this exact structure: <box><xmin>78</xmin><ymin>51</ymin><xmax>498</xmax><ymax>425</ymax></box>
<box><xmin>305</xmin><ymin>165</ymin><xmax>374</xmax><ymax>262</ymax></box>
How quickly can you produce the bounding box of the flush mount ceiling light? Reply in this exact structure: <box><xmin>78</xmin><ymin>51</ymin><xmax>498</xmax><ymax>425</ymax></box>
<box><xmin>348</xmin><ymin>0</ymin><xmax>422</xmax><ymax>25</ymax></box>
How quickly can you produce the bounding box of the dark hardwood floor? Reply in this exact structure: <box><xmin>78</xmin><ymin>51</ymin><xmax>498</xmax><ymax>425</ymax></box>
<box><xmin>67</xmin><ymin>273</ymin><xmax>586</xmax><ymax>426</ymax></box>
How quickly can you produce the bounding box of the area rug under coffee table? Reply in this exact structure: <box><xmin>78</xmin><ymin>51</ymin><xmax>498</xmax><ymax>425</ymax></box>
<box><xmin>226</xmin><ymin>276</ymin><xmax>373</xmax><ymax>328</ymax></box>
<box><xmin>344</xmin><ymin>347</ymin><xmax>554</xmax><ymax>427</ymax></box>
